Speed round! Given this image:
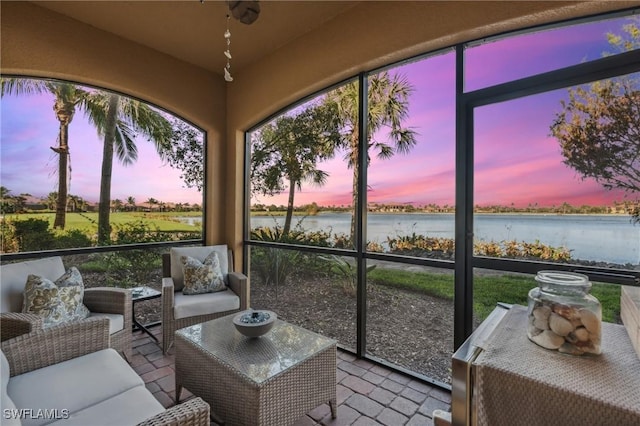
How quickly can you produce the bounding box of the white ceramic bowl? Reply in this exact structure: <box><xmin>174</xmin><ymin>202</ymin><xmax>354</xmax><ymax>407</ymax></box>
<box><xmin>232</xmin><ymin>310</ymin><xmax>277</xmax><ymax>338</ymax></box>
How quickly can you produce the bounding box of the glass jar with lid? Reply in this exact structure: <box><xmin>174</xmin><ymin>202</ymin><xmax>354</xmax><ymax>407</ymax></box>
<box><xmin>527</xmin><ymin>270</ymin><xmax>601</xmax><ymax>355</ymax></box>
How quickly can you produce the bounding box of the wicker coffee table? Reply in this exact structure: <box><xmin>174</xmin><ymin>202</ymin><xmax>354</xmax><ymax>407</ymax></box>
<box><xmin>175</xmin><ymin>312</ymin><xmax>337</xmax><ymax>426</ymax></box>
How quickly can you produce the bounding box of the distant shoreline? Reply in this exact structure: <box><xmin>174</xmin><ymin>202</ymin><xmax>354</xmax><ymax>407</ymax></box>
<box><xmin>249</xmin><ymin>210</ymin><xmax>631</xmax><ymax>217</ymax></box>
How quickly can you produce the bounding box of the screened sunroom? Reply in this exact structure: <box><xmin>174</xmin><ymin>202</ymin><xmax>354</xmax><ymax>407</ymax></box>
<box><xmin>2</xmin><ymin>2</ymin><xmax>639</xmax><ymax>425</ymax></box>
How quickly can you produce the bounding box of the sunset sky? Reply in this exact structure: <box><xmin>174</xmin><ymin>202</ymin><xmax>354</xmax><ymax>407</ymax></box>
<box><xmin>1</xmin><ymin>14</ymin><xmax>636</xmax><ymax>208</ymax></box>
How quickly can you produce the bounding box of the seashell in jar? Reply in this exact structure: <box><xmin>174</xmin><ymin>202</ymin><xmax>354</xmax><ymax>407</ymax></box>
<box><xmin>579</xmin><ymin>308</ymin><xmax>601</xmax><ymax>335</ymax></box>
<box><xmin>549</xmin><ymin>312</ymin><xmax>574</xmax><ymax>336</ymax></box>
<box><xmin>573</xmin><ymin>326</ymin><xmax>589</xmax><ymax>342</ymax></box>
<box><xmin>532</xmin><ymin>317</ymin><xmax>549</xmax><ymax>330</ymax></box>
<box><xmin>531</xmin><ymin>306</ymin><xmax>551</xmax><ymax>330</ymax></box>
<box><xmin>565</xmin><ymin>331</ymin><xmax>578</xmax><ymax>344</ymax></box>
<box><xmin>532</xmin><ymin>305</ymin><xmax>551</xmax><ymax>321</ymax></box>
<box><xmin>528</xmin><ymin>323</ymin><xmax>543</xmax><ymax>337</ymax></box>
<box><xmin>552</xmin><ymin>304</ymin><xmax>581</xmax><ymax>320</ymax></box>
<box><xmin>530</xmin><ymin>330</ymin><xmax>564</xmax><ymax>350</ymax></box>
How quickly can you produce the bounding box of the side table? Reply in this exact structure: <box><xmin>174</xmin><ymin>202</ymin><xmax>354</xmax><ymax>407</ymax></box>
<box><xmin>131</xmin><ymin>286</ymin><xmax>161</xmax><ymax>342</ymax></box>
<box><xmin>472</xmin><ymin>305</ymin><xmax>640</xmax><ymax>426</ymax></box>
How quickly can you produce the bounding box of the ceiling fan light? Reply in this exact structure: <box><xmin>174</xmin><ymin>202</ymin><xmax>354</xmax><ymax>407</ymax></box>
<box><xmin>229</xmin><ymin>1</ymin><xmax>260</xmax><ymax>25</ymax></box>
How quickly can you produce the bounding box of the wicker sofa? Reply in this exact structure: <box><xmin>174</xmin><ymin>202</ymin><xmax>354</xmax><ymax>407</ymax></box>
<box><xmin>0</xmin><ymin>256</ymin><xmax>131</xmax><ymax>359</ymax></box>
<box><xmin>0</xmin><ymin>316</ymin><xmax>210</xmax><ymax>426</ymax></box>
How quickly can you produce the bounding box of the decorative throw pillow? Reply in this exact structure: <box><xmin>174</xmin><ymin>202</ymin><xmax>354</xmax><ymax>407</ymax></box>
<box><xmin>22</xmin><ymin>276</ymin><xmax>65</xmax><ymax>327</ymax></box>
<box><xmin>181</xmin><ymin>251</ymin><xmax>226</xmax><ymax>295</ymax></box>
<box><xmin>22</xmin><ymin>267</ymin><xmax>91</xmax><ymax>327</ymax></box>
<box><xmin>55</xmin><ymin>267</ymin><xmax>92</xmax><ymax>320</ymax></box>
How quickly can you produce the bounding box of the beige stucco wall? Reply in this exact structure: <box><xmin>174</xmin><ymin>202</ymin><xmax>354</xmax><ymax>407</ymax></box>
<box><xmin>2</xmin><ymin>1</ymin><xmax>638</xmax><ymax>270</ymax></box>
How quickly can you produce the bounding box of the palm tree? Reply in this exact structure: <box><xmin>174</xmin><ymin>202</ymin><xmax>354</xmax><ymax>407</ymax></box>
<box><xmin>88</xmin><ymin>93</ymin><xmax>172</xmax><ymax>244</ymax></box>
<box><xmin>146</xmin><ymin>197</ymin><xmax>159</xmax><ymax>212</ymax></box>
<box><xmin>68</xmin><ymin>195</ymin><xmax>81</xmax><ymax>212</ymax></box>
<box><xmin>46</xmin><ymin>192</ymin><xmax>58</xmax><ymax>211</ymax></box>
<box><xmin>0</xmin><ymin>187</ymin><xmax>10</xmax><ymax>199</ymax></box>
<box><xmin>1</xmin><ymin>79</ymin><xmax>96</xmax><ymax>229</ymax></box>
<box><xmin>126</xmin><ymin>196</ymin><xmax>136</xmax><ymax>212</ymax></box>
<box><xmin>324</xmin><ymin>72</ymin><xmax>418</xmax><ymax>244</ymax></box>
<box><xmin>251</xmin><ymin>103</ymin><xmax>342</xmax><ymax>234</ymax></box>
<box><xmin>112</xmin><ymin>199</ymin><xmax>123</xmax><ymax>212</ymax></box>
<box><xmin>0</xmin><ymin>187</ymin><xmax>13</xmax><ymax>214</ymax></box>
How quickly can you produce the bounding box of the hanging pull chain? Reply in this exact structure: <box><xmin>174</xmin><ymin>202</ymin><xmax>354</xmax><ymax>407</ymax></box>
<box><xmin>224</xmin><ymin>14</ymin><xmax>233</xmax><ymax>82</ymax></box>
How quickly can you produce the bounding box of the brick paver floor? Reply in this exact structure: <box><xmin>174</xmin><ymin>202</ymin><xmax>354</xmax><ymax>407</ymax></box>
<box><xmin>132</xmin><ymin>326</ymin><xmax>451</xmax><ymax>425</ymax></box>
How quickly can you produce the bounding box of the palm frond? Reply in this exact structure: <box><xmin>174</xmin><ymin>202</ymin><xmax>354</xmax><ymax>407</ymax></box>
<box><xmin>113</xmin><ymin>121</ymin><xmax>138</xmax><ymax>165</ymax></box>
<box><xmin>1</xmin><ymin>77</ymin><xmax>50</xmax><ymax>97</ymax></box>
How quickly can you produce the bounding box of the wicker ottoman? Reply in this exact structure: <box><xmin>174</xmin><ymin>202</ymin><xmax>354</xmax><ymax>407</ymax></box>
<box><xmin>175</xmin><ymin>313</ymin><xmax>337</xmax><ymax>426</ymax></box>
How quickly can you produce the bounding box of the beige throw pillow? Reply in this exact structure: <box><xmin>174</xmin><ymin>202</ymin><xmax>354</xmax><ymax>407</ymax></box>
<box><xmin>22</xmin><ymin>267</ymin><xmax>91</xmax><ymax>327</ymax></box>
<box><xmin>181</xmin><ymin>251</ymin><xmax>226</xmax><ymax>295</ymax></box>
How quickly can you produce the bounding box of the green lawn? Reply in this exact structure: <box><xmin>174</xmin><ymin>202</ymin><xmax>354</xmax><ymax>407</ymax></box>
<box><xmin>368</xmin><ymin>267</ymin><xmax>621</xmax><ymax>323</ymax></box>
<box><xmin>5</xmin><ymin>212</ymin><xmax>201</xmax><ymax>233</ymax></box>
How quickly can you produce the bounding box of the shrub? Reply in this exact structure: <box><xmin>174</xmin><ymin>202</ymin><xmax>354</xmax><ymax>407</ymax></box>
<box><xmin>12</xmin><ymin>218</ymin><xmax>55</xmax><ymax>252</ymax></box>
<box><xmin>0</xmin><ymin>218</ymin><xmax>18</xmax><ymax>253</ymax></box>
<box><xmin>474</xmin><ymin>241</ymin><xmax>503</xmax><ymax>257</ymax></box>
<box><xmin>319</xmin><ymin>254</ymin><xmax>376</xmax><ymax>296</ymax></box>
<box><xmin>521</xmin><ymin>240</ymin><xmax>572</xmax><ymax>262</ymax></box>
<box><xmin>54</xmin><ymin>229</ymin><xmax>93</xmax><ymax>249</ymax></box>
<box><xmin>102</xmin><ymin>220</ymin><xmax>165</xmax><ymax>287</ymax></box>
<box><xmin>250</xmin><ymin>226</ymin><xmax>303</xmax><ymax>287</ymax></box>
<box><xmin>386</xmin><ymin>233</ymin><xmax>571</xmax><ymax>263</ymax></box>
<box><xmin>387</xmin><ymin>234</ymin><xmax>455</xmax><ymax>256</ymax></box>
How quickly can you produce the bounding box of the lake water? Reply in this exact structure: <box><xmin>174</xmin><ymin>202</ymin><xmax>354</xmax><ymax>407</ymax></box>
<box><xmin>250</xmin><ymin>213</ymin><xmax>640</xmax><ymax>266</ymax></box>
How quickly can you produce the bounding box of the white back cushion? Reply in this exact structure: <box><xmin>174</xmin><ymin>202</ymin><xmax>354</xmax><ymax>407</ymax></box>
<box><xmin>0</xmin><ymin>257</ymin><xmax>66</xmax><ymax>313</ymax></box>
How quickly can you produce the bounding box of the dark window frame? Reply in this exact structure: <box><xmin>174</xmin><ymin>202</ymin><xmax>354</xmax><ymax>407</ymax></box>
<box><xmin>243</xmin><ymin>8</ymin><xmax>640</xmax><ymax>387</ymax></box>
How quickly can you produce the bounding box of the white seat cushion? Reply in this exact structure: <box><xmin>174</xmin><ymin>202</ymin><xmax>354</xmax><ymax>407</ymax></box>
<box><xmin>8</xmin><ymin>349</ymin><xmax>141</xmax><ymax>426</ymax></box>
<box><xmin>47</xmin><ymin>386</ymin><xmax>164</xmax><ymax>426</ymax></box>
<box><xmin>174</xmin><ymin>289</ymin><xmax>239</xmax><ymax>320</ymax></box>
<box><xmin>87</xmin><ymin>313</ymin><xmax>124</xmax><ymax>335</ymax></box>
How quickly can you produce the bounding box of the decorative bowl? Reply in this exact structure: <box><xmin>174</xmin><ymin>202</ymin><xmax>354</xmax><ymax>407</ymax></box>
<box><xmin>232</xmin><ymin>310</ymin><xmax>277</xmax><ymax>338</ymax></box>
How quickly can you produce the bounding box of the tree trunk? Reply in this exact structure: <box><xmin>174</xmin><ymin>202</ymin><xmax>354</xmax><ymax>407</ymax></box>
<box><xmin>98</xmin><ymin>94</ymin><xmax>120</xmax><ymax>245</ymax></box>
<box><xmin>350</xmin><ymin>165</ymin><xmax>358</xmax><ymax>249</ymax></box>
<box><xmin>283</xmin><ymin>177</ymin><xmax>296</xmax><ymax>235</ymax></box>
<box><xmin>349</xmin><ymin>132</ymin><xmax>360</xmax><ymax>249</ymax></box>
<box><xmin>52</xmin><ymin>125</ymin><xmax>69</xmax><ymax>229</ymax></box>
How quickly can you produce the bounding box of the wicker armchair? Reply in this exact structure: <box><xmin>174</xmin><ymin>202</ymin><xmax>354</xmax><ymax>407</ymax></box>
<box><xmin>161</xmin><ymin>245</ymin><xmax>249</xmax><ymax>353</ymax></box>
<box><xmin>1</xmin><ymin>316</ymin><xmax>210</xmax><ymax>426</ymax></box>
<box><xmin>0</xmin><ymin>257</ymin><xmax>132</xmax><ymax>360</ymax></box>
<box><xmin>0</xmin><ymin>312</ymin><xmax>43</xmax><ymax>342</ymax></box>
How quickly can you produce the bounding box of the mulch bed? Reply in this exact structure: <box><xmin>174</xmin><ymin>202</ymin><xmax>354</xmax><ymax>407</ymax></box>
<box><xmin>250</xmin><ymin>270</ymin><xmax>456</xmax><ymax>385</ymax></box>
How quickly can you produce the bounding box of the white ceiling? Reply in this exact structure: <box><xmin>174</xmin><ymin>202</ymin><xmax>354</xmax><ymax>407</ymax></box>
<box><xmin>33</xmin><ymin>1</ymin><xmax>360</xmax><ymax>76</ymax></box>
